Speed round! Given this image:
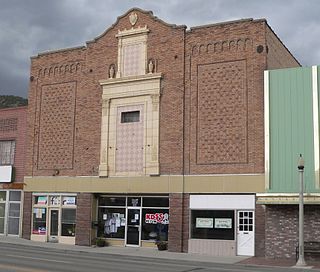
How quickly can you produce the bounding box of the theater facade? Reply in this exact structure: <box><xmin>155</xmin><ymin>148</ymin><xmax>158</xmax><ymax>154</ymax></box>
<box><xmin>23</xmin><ymin>8</ymin><xmax>299</xmax><ymax>256</ymax></box>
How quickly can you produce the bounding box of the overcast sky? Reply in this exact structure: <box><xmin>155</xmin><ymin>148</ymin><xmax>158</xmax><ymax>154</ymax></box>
<box><xmin>1</xmin><ymin>0</ymin><xmax>320</xmax><ymax>98</ymax></box>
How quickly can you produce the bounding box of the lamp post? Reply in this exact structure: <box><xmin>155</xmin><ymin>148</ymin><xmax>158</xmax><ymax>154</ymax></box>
<box><xmin>296</xmin><ymin>154</ymin><xmax>307</xmax><ymax>267</ymax></box>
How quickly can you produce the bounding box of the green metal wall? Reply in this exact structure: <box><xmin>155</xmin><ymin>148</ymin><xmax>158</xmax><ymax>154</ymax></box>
<box><xmin>269</xmin><ymin>67</ymin><xmax>316</xmax><ymax>193</ymax></box>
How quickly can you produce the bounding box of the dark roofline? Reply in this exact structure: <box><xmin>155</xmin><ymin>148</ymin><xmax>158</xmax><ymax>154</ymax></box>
<box><xmin>0</xmin><ymin>105</ymin><xmax>28</xmax><ymax>112</ymax></box>
<box><xmin>31</xmin><ymin>45</ymin><xmax>86</xmax><ymax>59</ymax></box>
<box><xmin>188</xmin><ymin>18</ymin><xmax>266</xmax><ymax>32</ymax></box>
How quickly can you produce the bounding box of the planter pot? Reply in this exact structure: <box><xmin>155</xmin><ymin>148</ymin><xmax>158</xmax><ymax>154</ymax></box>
<box><xmin>156</xmin><ymin>242</ymin><xmax>168</xmax><ymax>251</ymax></box>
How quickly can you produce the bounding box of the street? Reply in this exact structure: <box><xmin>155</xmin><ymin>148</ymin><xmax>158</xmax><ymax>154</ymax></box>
<box><xmin>0</xmin><ymin>242</ymin><xmax>315</xmax><ymax>272</ymax></box>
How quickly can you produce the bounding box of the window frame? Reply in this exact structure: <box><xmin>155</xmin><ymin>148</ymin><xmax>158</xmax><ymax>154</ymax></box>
<box><xmin>0</xmin><ymin>140</ymin><xmax>16</xmax><ymax>165</ymax></box>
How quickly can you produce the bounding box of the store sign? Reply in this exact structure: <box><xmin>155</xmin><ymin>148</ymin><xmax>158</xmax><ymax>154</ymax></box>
<box><xmin>49</xmin><ymin>196</ymin><xmax>60</xmax><ymax>206</ymax></box>
<box><xmin>196</xmin><ymin>218</ymin><xmax>213</xmax><ymax>228</ymax></box>
<box><xmin>62</xmin><ymin>196</ymin><xmax>76</xmax><ymax>205</ymax></box>
<box><xmin>215</xmin><ymin>218</ymin><xmax>232</xmax><ymax>229</ymax></box>
<box><xmin>37</xmin><ymin>196</ymin><xmax>47</xmax><ymax>205</ymax></box>
<box><xmin>145</xmin><ymin>213</ymin><xmax>169</xmax><ymax>224</ymax></box>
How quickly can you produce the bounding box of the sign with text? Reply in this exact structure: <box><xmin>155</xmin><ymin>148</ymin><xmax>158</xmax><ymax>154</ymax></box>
<box><xmin>145</xmin><ymin>213</ymin><xmax>169</xmax><ymax>224</ymax></box>
<box><xmin>196</xmin><ymin>218</ymin><xmax>213</xmax><ymax>228</ymax></box>
<box><xmin>214</xmin><ymin>218</ymin><xmax>232</xmax><ymax>229</ymax></box>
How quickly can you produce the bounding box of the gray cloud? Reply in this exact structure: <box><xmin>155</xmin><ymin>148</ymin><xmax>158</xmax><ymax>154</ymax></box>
<box><xmin>0</xmin><ymin>0</ymin><xmax>319</xmax><ymax>97</ymax></box>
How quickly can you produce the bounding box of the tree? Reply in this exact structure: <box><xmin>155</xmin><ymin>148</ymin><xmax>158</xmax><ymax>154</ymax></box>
<box><xmin>0</xmin><ymin>95</ymin><xmax>28</xmax><ymax>109</ymax></box>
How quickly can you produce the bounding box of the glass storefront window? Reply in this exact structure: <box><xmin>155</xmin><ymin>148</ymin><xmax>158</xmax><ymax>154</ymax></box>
<box><xmin>62</xmin><ymin>196</ymin><xmax>76</xmax><ymax>206</ymax></box>
<box><xmin>190</xmin><ymin>210</ymin><xmax>235</xmax><ymax>240</ymax></box>
<box><xmin>127</xmin><ymin>197</ymin><xmax>141</xmax><ymax>207</ymax></box>
<box><xmin>9</xmin><ymin>191</ymin><xmax>21</xmax><ymax>201</ymax></box>
<box><xmin>49</xmin><ymin>196</ymin><xmax>60</xmax><ymax>206</ymax></box>
<box><xmin>34</xmin><ymin>196</ymin><xmax>47</xmax><ymax>205</ymax></box>
<box><xmin>97</xmin><ymin>207</ymin><xmax>125</xmax><ymax>238</ymax></box>
<box><xmin>0</xmin><ymin>191</ymin><xmax>6</xmax><ymax>202</ymax></box>
<box><xmin>8</xmin><ymin>218</ymin><xmax>19</xmax><ymax>235</ymax></box>
<box><xmin>32</xmin><ymin>208</ymin><xmax>47</xmax><ymax>235</ymax></box>
<box><xmin>141</xmin><ymin>209</ymin><xmax>169</xmax><ymax>241</ymax></box>
<box><xmin>61</xmin><ymin>209</ymin><xmax>76</xmax><ymax>237</ymax></box>
<box><xmin>0</xmin><ymin>203</ymin><xmax>5</xmax><ymax>234</ymax></box>
<box><xmin>0</xmin><ymin>203</ymin><xmax>5</xmax><ymax>217</ymax></box>
<box><xmin>143</xmin><ymin>197</ymin><xmax>169</xmax><ymax>207</ymax></box>
<box><xmin>99</xmin><ymin>197</ymin><xmax>126</xmax><ymax>207</ymax></box>
<box><xmin>9</xmin><ymin>203</ymin><xmax>20</xmax><ymax>217</ymax></box>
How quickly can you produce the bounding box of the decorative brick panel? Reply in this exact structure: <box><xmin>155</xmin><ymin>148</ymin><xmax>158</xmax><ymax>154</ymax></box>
<box><xmin>75</xmin><ymin>193</ymin><xmax>93</xmax><ymax>246</ymax></box>
<box><xmin>115</xmin><ymin>105</ymin><xmax>144</xmax><ymax>172</ymax></box>
<box><xmin>38</xmin><ymin>82</ymin><xmax>76</xmax><ymax>170</ymax></box>
<box><xmin>22</xmin><ymin>192</ymin><xmax>32</xmax><ymax>240</ymax></box>
<box><xmin>197</xmin><ymin>60</ymin><xmax>247</xmax><ymax>164</ymax></box>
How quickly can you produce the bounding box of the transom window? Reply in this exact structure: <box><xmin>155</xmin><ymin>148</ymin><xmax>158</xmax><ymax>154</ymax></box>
<box><xmin>121</xmin><ymin>111</ymin><xmax>140</xmax><ymax>123</ymax></box>
<box><xmin>0</xmin><ymin>141</ymin><xmax>15</xmax><ymax>165</ymax></box>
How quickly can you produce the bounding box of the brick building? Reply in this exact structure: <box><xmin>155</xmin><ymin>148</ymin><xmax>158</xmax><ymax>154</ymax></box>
<box><xmin>258</xmin><ymin>66</ymin><xmax>320</xmax><ymax>259</ymax></box>
<box><xmin>23</xmin><ymin>8</ymin><xmax>299</xmax><ymax>256</ymax></box>
<box><xmin>0</xmin><ymin>106</ymin><xmax>27</xmax><ymax>236</ymax></box>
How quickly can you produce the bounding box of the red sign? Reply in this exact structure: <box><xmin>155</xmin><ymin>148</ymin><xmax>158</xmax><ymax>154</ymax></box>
<box><xmin>145</xmin><ymin>213</ymin><xmax>169</xmax><ymax>224</ymax></box>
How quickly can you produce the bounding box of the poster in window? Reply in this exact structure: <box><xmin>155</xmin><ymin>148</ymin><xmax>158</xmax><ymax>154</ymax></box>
<box><xmin>37</xmin><ymin>196</ymin><xmax>47</xmax><ymax>205</ymax></box>
<box><xmin>35</xmin><ymin>208</ymin><xmax>43</xmax><ymax>219</ymax></box>
<box><xmin>62</xmin><ymin>196</ymin><xmax>76</xmax><ymax>205</ymax></box>
<box><xmin>214</xmin><ymin>218</ymin><xmax>232</xmax><ymax>229</ymax></box>
<box><xmin>196</xmin><ymin>218</ymin><xmax>213</xmax><ymax>228</ymax></box>
<box><xmin>49</xmin><ymin>196</ymin><xmax>60</xmax><ymax>206</ymax></box>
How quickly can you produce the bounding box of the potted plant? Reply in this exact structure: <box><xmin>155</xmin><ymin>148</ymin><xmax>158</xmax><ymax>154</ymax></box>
<box><xmin>95</xmin><ymin>237</ymin><xmax>106</xmax><ymax>247</ymax></box>
<box><xmin>155</xmin><ymin>240</ymin><xmax>168</xmax><ymax>251</ymax></box>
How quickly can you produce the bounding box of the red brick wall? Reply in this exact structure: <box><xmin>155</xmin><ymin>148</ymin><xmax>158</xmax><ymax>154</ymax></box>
<box><xmin>75</xmin><ymin>193</ymin><xmax>93</xmax><ymax>246</ymax></box>
<box><xmin>168</xmin><ymin>193</ymin><xmax>189</xmax><ymax>252</ymax></box>
<box><xmin>184</xmin><ymin>20</ymin><xmax>267</xmax><ymax>175</ymax></box>
<box><xmin>26</xmin><ymin>9</ymin><xmax>185</xmax><ymax>177</ymax></box>
<box><xmin>22</xmin><ymin>192</ymin><xmax>32</xmax><ymax>239</ymax></box>
<box><xmin>0</xmin><ymin>106</ymin><xmax>27</xmax><ymax>187</ymax></box>
<box><xmin>255</xmin><ymin>203</ymin><xmax>266</xmax><ymax>257</ymax></box>
<box><xmin>265</xmin><ymin>205</ymin><xmax>320</xmax><ymax>259</ymax></box>
<box><xmin>266</xmin><ymin>25</ymin><xmax>300</xmax><ymax>69</ymax></box>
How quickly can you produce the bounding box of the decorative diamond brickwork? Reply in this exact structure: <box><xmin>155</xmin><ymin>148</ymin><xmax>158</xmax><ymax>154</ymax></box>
<box><xmin>38</xmin><ymin>82</ymin><xmax>76</xmax><ymax>170</ymax></box>
<box><xmin>115</xmin><ymin>104</ymin><xmax>144</xmax><ymax>172</ymax></box>
<box><xmin>0</xmin><ymin>118</ymin><xmax>17</xmax><ymax>132</ymax></box>
<box><xmin>123</xmin><ymin>43</ymin><xmax>143</xmax><ymax>76</ymax></box>
<box><xmin>197</xmin><ymin>60</ymin><xmax>247</xmax><ymax>164</ymax></box>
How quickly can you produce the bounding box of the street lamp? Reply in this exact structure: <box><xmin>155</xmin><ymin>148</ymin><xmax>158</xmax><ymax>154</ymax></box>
<box><xmin>296</xmin><ymin>154</ymin><xmax>307</xmax><ymax>267</ymax></box>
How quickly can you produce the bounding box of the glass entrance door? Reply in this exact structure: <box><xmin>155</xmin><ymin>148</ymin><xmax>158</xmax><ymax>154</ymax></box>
<box><xmin>49</xmin><ymin>209</ymin><xmax>59</xmax><ymax>242</ymax></box>
<box><xmin>126</xmin><ymin>208</ymin><xmax>141</xmax><ymax>246</ymax></box>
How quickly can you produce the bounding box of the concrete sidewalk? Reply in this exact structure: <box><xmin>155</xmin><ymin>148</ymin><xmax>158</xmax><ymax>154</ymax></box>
<box><xmin>2</xmin><ymin>236</ymin><xmax>320</xmax><ymax>270</ymax></box>
<box><xmin>0</xmin><ymin>236</ymin><xmax>247</xmax><ymax>265</ymax></box>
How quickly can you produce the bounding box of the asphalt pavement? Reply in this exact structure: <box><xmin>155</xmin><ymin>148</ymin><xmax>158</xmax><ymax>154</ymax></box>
<box><xmin>0</xmin><ymin>236</ymin><xmax>319</xmax><ymax>271</ymax></box>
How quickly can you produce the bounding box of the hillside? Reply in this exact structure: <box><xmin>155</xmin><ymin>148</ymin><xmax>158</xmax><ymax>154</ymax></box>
<box><xmin>0</xmin><ymin>95</ymin><xmax>28</xmax><ymax>109</ymax></box>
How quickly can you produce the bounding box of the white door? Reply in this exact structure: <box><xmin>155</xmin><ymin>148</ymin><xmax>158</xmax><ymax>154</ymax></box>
<box><xmin>237</xmin><ymin>210</ymin><xmax>254</xmax><ymax>256</ymax></box>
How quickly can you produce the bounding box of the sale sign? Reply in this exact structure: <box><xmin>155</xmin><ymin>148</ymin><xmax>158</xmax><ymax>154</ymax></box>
<box><xmin>145</xmin><ymin>213</ymin><xmax>169</xmax><ymax>224</ymax></box>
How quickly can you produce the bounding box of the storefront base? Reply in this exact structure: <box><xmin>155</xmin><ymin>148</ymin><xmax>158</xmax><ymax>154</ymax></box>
<box><xmin>189</xmin><ymin>239</ymin><xmax>236</xmax><ymax>256</ymax></box>
<box><xmin>189</xmin><ymin>194</ymin><xmax>256</xmax><ymax>257</ymax></box>
<box><xmin>265</xmin><ymin>204</ymin><xmax>320</xmax><ymax>259</ymax></box>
